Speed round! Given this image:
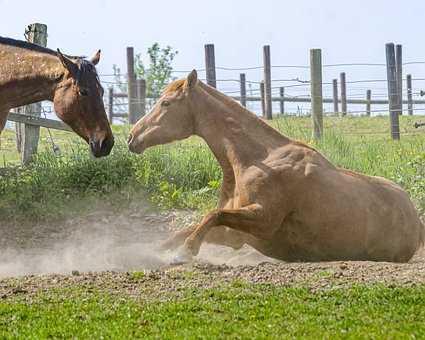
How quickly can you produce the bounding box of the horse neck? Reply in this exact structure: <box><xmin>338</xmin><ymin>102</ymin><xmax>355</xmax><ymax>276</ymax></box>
<box><xmin>0</xmin><ymin>46</ymin><xmax>63</xmax><ymax>109</ymax></box>
<box><xmin>192</xmin><ymin>82</ymin><xmax>289</xmax><ymax>175</ymax></box>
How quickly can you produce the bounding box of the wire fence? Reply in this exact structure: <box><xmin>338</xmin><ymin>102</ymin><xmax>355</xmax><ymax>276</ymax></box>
<box><xmin>4</xmin><ymin>44</ymin><xmax>425</xmax><ymax>164</ymax></box>
<box><xmin>98</xmin><ymin>57</ymin><xmax>425</xmax><ymax>121</ymax></box>
<box><xmin>4</xmin><ymin>59</ymin><xmax>425</xmax><ymax>126</ymax></box>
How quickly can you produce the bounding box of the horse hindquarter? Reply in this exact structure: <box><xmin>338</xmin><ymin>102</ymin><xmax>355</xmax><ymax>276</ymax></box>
<box><xmin>326</xmin><ymin>170</ymin><xmax>421</xmax><ymax>261</ymax></box>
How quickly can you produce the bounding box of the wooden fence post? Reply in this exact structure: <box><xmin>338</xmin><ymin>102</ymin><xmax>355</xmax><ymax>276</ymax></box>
<box><xmin>205</xmin><ymin>44</ymin><xmax>216</xmax><ymax>88</ymax></box>
<box><xmin>386</xmin><ymin>43</ymin><xmax>400</xmax><ymax>140</ymax></box>
<box><xmin>263</xmin><ymin>45</ymin><xmax>273</xmax><ymax>119</ymax></box>
<box><xmin>136</xmin><ymin>78</ymin><xmax>146</xmax><ymax>118</ymax></box>
<box><xmin>108</xmin><ymin>87</ymin><xmax>114</xmax><ymax>124</ymax></box>
<box><xmin>340</xmin><ymin>72</ymin><xmax>347</xmax><ymax>116</ymax></box>
<box><xmin>239</xmin><ymin>73</ymin><xmax>246</xmax><ymax>107</ymax></box>
<box><xmin>407</xmin><ymin>74</ymin><xmax>413</xmax><ymax>115</ymax></box>
<box><xmin>396</xmin><ymin>44</ymin><xmax>403</xmax><ymax>115</ymax></box>
<box><xmin>260</xmin><ymin>81</ymin><xmax>266</xmax><ymax>117</ymax></box>
<box><xmin>15</xmin><ymin>106</ymin><xmax>23</xmax><ymax>153</ymax></box>
<box><xmin>332</xmin><ymin>79</ymin><xmax>339</xmax><ymax>115</ymax></box>
<box><xmin>127</xmin><ymin>47</ymin><xmax>137</xmax><ymax>124</ymax></box>
<box><xmin>366</xmin><ymin>90</ymin><xmax>371</xmax><ymax>116</ymax></box>
<box><xmin>17</xmin><ymin>23</ymin><xmax>48</xmax><ymax>164</ymax></box>
<box><xmin>310</xmin><ymin>49</ymin><xmax>323</xmax><ymax>140</ymax></box>
<box><xmin>279</xmin><ymin>87</ymin><xmax>285</xmax><ymax>114</ymax></box>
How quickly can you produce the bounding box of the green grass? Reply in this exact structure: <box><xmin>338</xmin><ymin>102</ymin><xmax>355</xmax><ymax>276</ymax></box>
<box><xmin>1</xmin><ymin>115</ymin><xmax>425</xmax><ymax>221</ymax></box>
<box><xmin>1</xmin><ymin>283</ymin><xmax>425</xmax><ymax>339</ymax></box>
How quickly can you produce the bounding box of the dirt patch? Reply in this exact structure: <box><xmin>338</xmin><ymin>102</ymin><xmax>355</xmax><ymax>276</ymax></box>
<box><xmin>1</xmin><ymin>196</ymin><xmax>425</xmax><ymax>295</ymax></box>
<box><xmin>1</xmin><ymin>249</ymin><xmax>425</xmax><ymax>300</ymax></box>
<box><xmin>0</xmin><ymin>196</ymin><xmax>275</xmax><ymax>278</ymax></box>
<box><xmin>0</xmin><ymin>197</ymin><xmax>171</xmax><ymax>277</ymax></box>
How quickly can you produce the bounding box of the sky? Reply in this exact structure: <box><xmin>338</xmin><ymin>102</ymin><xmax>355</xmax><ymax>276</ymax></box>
<box><xmin>2</xmin><ymin>0</ymin><xmax>425</xmax><ymax>114</ymax></box>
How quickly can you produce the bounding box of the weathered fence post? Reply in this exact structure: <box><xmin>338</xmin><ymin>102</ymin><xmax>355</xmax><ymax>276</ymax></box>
<box><xmin>16</xmin><ymin>23</ymin><xmax>48</xmax><ymax>164</ymax></box>
<box><xmin>239</xmin><ymin>73</ymin><xmax>246</xmax><ymax>107</ymax></box>
<box><xmin>108</xmin><ymin>87</ymin><xmax>114</xmax><ymax>124</ymax></box>
<box><xmin>136</xmin><ymin>78</ymin><xmax>146</xmax><ymax>118</ymax></box>
<box><xmin>310</xmin><ymin>49</ymin><xmax>323</xmax><ymax>140</ymax></box>
<box><xmin>15</xmin><ymin>106</ymin><xmax>23</xmax><ymax>153</ymax></box>
<box><xmin>263</xmin><ymin>45</ymin><xmax>273</xmax><ymax>119</ymax></box>
<box><xmin>332</xmin><ymin>79</ymin><xmax>339</xmax><ymax>115</ymax></box>
<box><xmin>385</xmin><ymin>43</ymin><xmax>400</xmax><ymax>140</ymax></box>
<box><xmin>396</xmin><ymin>44</ymin><xmax>403</xmax><ymax>115</ymax></box>
<box><xmin>126</xmin><ymin>47</ymin><xmax>138</xmax><ymax>124</ymax></box>
<box><xmin>340</xmin><ymin>72</ymin><xmax>347</xmax><ymax>116</ymax></box>
<box><xmin>204</xmin><ymin>44</ymin><xmax>216</xmax><ymax>88</ymax></box>
<box><xmin>279</xmin><ymin>87</ymin><xmax>285</xmax><ymax>114</ymax></box>
<box><xmin>260</xmin><ymin>81</ymin><xmax>266</xmax><ymax>117</ymax></box>
<box><xmin>366</xmin><ymin>90</ymin><xmax>371</xmax><ymax>116</ymax></box>
<box><xmin>407</xmin><ymin>74</ymin><xmax>413</xmax><ymax>115</ymax></box>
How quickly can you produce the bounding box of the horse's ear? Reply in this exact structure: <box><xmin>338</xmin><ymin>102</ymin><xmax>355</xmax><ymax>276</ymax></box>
<box><xmin>90</xmin><ymin>50</ymin><xmax>101</xmax><ymax>65</ymax></box>
<box><xmin>186</xmin><ymin>69</ymin><xmax>198</xmax><ymax>89</ymax></box>
<box><xmin>57</xmin><ymin>49</ymin><xmax>79</xmax><ymax>78</ymax></box>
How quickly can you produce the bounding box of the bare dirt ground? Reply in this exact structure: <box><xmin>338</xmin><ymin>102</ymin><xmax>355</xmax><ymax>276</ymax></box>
<box><xmin>1</xmin><ymin>198</ymin><xmax>425</xmax><ymax>297</ymax></box>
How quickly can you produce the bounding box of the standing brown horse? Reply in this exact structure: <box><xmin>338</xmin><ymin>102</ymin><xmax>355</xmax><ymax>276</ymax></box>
<box><xmin>0</xmin><ymin>36</ymin><xmax>113</xmax><ymax>157</ymax></box>
<box><xmin>128</xmin><ymin>70</ymin><xmax>424</xmax><ymax>263</ymax></box>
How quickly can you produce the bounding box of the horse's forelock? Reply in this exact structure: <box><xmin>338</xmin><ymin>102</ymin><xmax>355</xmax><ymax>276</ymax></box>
<box><xmin>163</xmin><ymin>79</ymin><xmax>186</xmax><ymax>95</ymax></box>
<box><xmin>75</xmin><ymin>58</ymin><xmax>99</xmax><ymax>86</ymax></box>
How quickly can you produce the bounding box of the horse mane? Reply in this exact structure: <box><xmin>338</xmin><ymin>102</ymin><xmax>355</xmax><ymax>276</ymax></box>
<box><xmin>0</xmin><ymin>36</ymin><xmax>98</xmax><ymax>83</ymax></box>
<box><xmin>196</xmin><ymin>81</ymin><xmax>290</xmax><ymax>140</ymax></box>
<box><xmin>161</xmin><ymin>78</ymin><xmax>292</xmax><ymax>147</ymax></box>
<box><xmin>0</xmin><ymin>36</ymin><xmax>83</xmax><ymax>60</ymax></box>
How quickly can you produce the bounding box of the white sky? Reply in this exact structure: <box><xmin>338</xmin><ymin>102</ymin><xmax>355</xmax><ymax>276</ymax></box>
<box><xmin>2</xmin><ymin>0</ymin><xmax>425</xmax><ymax>113</ymax></box>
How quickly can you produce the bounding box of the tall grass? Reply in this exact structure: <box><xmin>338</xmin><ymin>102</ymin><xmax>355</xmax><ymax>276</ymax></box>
<box><xmin>1</xmin><ymin>116</ymin><xmax>424</xmax><ymax>221</ymax></box>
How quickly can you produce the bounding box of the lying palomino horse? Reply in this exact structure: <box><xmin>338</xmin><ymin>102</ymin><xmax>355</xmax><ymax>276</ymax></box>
<box><xmin>0</xmin><ymin>36</ymin><xmax>113</xmax><ymax>157</ymax></box>
<box><xmin>128</xmin><ymin>70</ymin><xmax>424</xmax><ymax>263</ymax></box>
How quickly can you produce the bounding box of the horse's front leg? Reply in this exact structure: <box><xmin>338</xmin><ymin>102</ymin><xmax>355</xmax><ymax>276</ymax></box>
<box><xmin>182</xmin><ymin>203</ymin><xmax>273</xmax><ymax>257</ymax></box>
<box><xmin>160</xmin><ymin>224</ymin><xmax>246</xmax><ymax>251</ymax></box>
<box><xmin>159</xmin><ymin>225</ymin><xmax>196</xmax><ymax>251</ymax></box>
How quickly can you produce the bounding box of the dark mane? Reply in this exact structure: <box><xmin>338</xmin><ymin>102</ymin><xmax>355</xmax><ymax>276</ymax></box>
<box><xmin>75</xmin><ymin>59</ymin><xmax>100</xmax><ymax>85</ymax></box>
<box><xmin>0</xmin><ymin>35</ymin><xmax>97</xmax><ymax>82</ymax></box>
<box><xmin>0</xmin><ymin>36</ymin><xmax>83</xmax><ymax>59</ymax></box>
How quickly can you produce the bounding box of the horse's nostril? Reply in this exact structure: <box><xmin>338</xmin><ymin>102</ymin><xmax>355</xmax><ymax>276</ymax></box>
<box><xmin>89</xmin><ymin>137</ymin><xmax>114</xmax><ymax>157</ymax></box>
<box><xmin>127</xmin><ymin>133</ymin><xmax>134</xmax><ymax>145</ymax></box>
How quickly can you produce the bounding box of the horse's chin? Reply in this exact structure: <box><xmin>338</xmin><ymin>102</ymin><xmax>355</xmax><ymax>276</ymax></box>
<box><xmin>128</xmin><ymin>142</ymin><xmax>146</xmax><ymax>155</ymax></box>
<box><xmin>90</xmin><ymin>148</ymin><xmax>111</xmax><ymax>158</ymax></box>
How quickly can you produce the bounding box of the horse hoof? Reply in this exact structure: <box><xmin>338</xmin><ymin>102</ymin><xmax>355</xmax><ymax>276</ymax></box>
<box><xmin>170</xmin><ymin>251</ymin><xmax>193</xmax><ymax>265</ymax></box>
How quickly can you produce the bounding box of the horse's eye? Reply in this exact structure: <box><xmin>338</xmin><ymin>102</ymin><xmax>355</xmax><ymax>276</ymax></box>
<box><xmin>79</xmin><ymin>89</ymin><xmax>88</xmax><ymax>96</ymax></box>
<box><xmin>161</xmin><ymin>100</ymin><xmax>170</xmax><ymax>107</ymax></box>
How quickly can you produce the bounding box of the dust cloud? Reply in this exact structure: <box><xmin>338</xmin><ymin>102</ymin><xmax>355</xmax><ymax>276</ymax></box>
<box><xmin>0</xmin><ymin>205</ymin><xmax>169</xmax><ymax>278</ymax></box>
<box><xmin>0</xmin><ymin>198</ymin><xmax>273</xmax><ymax>278</ymax></box>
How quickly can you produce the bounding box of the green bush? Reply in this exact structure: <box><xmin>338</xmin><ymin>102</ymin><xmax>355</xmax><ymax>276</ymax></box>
<box><xmin>1</xmin><ymin>116</ymin><xmax>424</xmax><ymax>221</ymax></box>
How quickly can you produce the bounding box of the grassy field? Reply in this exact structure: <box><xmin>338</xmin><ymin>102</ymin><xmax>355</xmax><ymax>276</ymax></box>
<box><xmin>1</xmin><ymin>281</ymin><xmax>425</xmax><ymax>339</ymax></box>
<box><xmin>1</xmin><ymin>115</ymin><xmax>425</xmax><ymax>221</ymax></box>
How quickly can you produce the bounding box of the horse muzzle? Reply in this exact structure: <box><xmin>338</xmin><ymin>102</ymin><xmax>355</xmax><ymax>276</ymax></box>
<box><xmin>127</xmin><ymin>133</ymin><xmax>144</xmax><ymax>154</ymax></box>
<box><xmin>89</xmin><ymin>136</ymin><xmax>114</xmax><ymax>157</ymax></box>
